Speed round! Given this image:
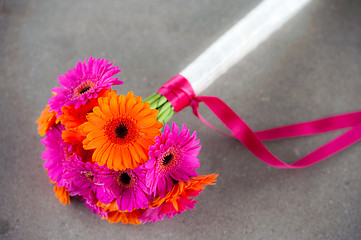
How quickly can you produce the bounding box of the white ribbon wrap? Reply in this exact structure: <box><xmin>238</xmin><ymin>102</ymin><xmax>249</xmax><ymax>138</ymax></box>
<box><xmin>180</xmin><ymin>0</ymin><xmax>312</xmax><ymax>96</ymax></box>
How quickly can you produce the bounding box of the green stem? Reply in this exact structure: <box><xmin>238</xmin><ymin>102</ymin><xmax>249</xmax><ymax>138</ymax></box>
<box><xmin>144</xmin><ymin>93</ymin><xmax>175</xmax><ymax>125</ymax></box>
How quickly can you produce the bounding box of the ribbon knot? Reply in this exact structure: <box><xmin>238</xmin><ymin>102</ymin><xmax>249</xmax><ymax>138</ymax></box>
<box><xmin>189</xmin><ymin>97</ymin><xmax>200</xmax><ymax>113</ymax></box>
<box><xmin>158</xmin><ymin>75</ymin><xmax>195</xmax><ymax>113</ymax></box>
<box><xmin>158</xmin><ymin>74</ymin><xmax>361</xmax><ymax>168</ymax></box>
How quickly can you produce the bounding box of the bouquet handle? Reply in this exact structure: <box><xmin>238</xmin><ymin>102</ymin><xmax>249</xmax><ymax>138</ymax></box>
<box><xmin>180</xmin><ymin>0</ymin><xmax>312</xmax><ymax>96</ymax></box>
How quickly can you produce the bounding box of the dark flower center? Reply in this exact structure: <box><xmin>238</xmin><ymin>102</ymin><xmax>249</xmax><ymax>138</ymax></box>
<box><xmin>162</xmin><ymin>153</ymin><xmax>173</xmax><ymax>165</ymax></box>
<box><xmin>120</xmin><ymin>172</ymin><xmax>131</xmax><ymax>184</ymax></box>
<box><xmin>115</xmin><ymin>124</ymin><xmax>128</xmax><ymax>139</ymax></box>
<box><xmin>104</xmin><ymin>117</ymin><xmax>140</xmax><ymax>146</ymax></box>
<box><xmin>79</xmin><ymin>86</ymin><xmax>91</xmax><ymax>94</ymax></box>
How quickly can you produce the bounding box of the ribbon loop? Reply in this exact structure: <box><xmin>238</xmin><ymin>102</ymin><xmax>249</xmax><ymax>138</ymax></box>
<box><xmin>158</xmin><ymin>74</ymin><xmax>361</xmax><ymax>168</ymax></box>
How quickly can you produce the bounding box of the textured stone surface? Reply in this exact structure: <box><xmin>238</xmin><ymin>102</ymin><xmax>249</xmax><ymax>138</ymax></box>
<box><xmin>1</xmin><ymin>0</ymin><xmax>361</xmax><ymax>239</ymax></box>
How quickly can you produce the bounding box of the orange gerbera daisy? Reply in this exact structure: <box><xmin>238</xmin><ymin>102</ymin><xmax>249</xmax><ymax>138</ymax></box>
<box><xmin>183</xmin><ymin>173</ymin><xmax>219</xmax><ymax>197</ymax></box>
<box><xmin>53</xmin><ymin>183</ymin><xmax>71</xmax><ymax>205</ymax></box>
<box><xmin>81</xmin><ymin>91</ymin><xmax>163</xmax><ymax>170</ymax></box>
<box><xmin>140</xmin><ymin>173</ymin><xmax>218</xmax><ymax>222</ymax></box>
<box><xmin>106</xmin><ymin>210</ymin><xmax>142</xmax><ymax>225</ymax></box>
<box><xmin>97</xmin><ymin>200</ymin><xmax>142</xmax><ymax>225</ymax></box>
<box><xmin>60</xmin><ymin>129</ymin><xmax>93</xmax><ymax>163</ymax></box>
<box><xmin>58</xmin><ymin>89</ymin><xmax>111</xmax><ymax>130</ymax></box>
<box><xmin>58</xmin><ymin>89</ymin><xmax>111</xmax><ymax>162</ymax></box>
<box><xmin>36</xmin><ymin>105</ymin><xmax>58</xmax><ymax>136</ymax></box>
<box><xmin>150</xmin><ymin>173</ymin><xmax>218</xmax><ymax>209</ymax></box>
<box><xmin>62</xmin><ymin>128</ymin><xmax>84</xmax><ymax>144</ymax></box>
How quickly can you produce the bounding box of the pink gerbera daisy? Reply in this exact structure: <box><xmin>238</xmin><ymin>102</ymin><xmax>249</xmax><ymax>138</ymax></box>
<box><xmin>41</xmin><ymin>124</ymin><xmax>73</xmax><ymax>186</ymax></box>
<box><xmin>49</xmin><ymin>57</ymin><xmax>122</xmax><ymax>114</ymax></box>
<box><xmin>84</xmin><ymin>198</ymin><xmax>109</xmax><ymax>219</ymax></box>
<box><xmin>62</xmin><ymin>157</ymin><xmax>105</xmax><ymax>203</ymax></box>
<box><xmin>139</xmin><ymin>196</ymin><xmax>196</xmax><ymax>223</ymax></box>
<box><xmin>96</xmin><ymin>166</ymin><xmax>150</xmax><ymax>212</ymax></box>
<box><xmin>144</xmin><ymin>122</ymin><xmax>201</xmax><ymax>197</ymax></box>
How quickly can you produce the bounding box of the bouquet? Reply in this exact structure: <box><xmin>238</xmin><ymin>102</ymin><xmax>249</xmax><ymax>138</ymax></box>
<box><xmin>36</xmin><ymin>57</ymin><xmax>217</xmax><ymax>225</ymax></box>
<box><xmin>36</xmin><ymin>0</ymin><xmax>361</xmax><ymax>225</ymax></box>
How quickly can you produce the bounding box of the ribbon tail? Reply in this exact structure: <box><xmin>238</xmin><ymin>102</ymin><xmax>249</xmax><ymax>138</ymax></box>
<box><xmin>195</xmin><ymin>96</ymin><xmax>295</xmax><ymax>168</ymax></box>
<box><xmin>291</xmin><ymin>122</ymin><xmax>361</xmax><ymax>167</ymax></box>
<box><xmin>255</xmin><ymin>111</ymin><xmax>361</xmax><ymax>141</ymax></box>
<box><xmin>193</xmin><ymin>96</ymin><xmax>361</xmax><ymax>168</ymax></box>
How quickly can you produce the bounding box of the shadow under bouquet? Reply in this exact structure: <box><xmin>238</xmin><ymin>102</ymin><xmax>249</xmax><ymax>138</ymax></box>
<box><xmin>36</xmin><ymin>57</ymin><xmax>218</xmax><ymax>225</ymax></box>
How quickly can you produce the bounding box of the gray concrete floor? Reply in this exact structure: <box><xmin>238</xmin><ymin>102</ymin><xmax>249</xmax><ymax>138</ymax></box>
<box><xmin>1</xmin><ymin>0</ymin><xmax>361</xmax><ymax>239</ymax></box>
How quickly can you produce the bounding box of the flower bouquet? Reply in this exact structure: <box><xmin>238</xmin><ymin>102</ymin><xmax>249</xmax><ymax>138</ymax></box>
<box><xmin>36</xmin><ymin>57</ymin><xmax>217</xmax><ymax>225</ymax></box>
<box><xmin>37</xmin><ymin>0</ymin><xmax>361</xmax><ymax>225</ymax></box>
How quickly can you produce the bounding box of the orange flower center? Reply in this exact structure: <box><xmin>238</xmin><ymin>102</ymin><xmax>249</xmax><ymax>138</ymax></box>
<box><xmin>104</xmin><ymin>116</ymin><xmax>139</xmax><ymax>146</ymax></box>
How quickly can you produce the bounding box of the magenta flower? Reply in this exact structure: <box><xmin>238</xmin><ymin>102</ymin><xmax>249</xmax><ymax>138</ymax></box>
<box><xmin>49</xmin><ymin>57</ymin><xmax>122</xmax><ymax>114</ymax></box>
<box><xmin>144</xmin><ymin>122</ymin><xmax>201</xmax><ymax>197</ymax></box>
<box><xmin>96</xmin><ymin>166</ymin><xmax>151</xmax><ymax>212</ymax></box>
<box><xmin>62</xmin><ymin>157</ymin><xmax>105</xmax><ymax>203</ymax></box>
<box><xmin>84</xmin><ymin>199</ymin><xmax>108</xmax><ymax>219</ymax></box>
<box><xmin>139</xmin><ymin>197</ymin><xmax>197</xmax><ymax>223</ymax></box>
<box><xmin>41</xmin><ymin>124</ymin><xmax>72</xmax><ymax>186</ymax></box>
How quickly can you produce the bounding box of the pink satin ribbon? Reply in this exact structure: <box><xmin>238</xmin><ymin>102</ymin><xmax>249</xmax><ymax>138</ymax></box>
<box><xmin>158</xmin><ymin>75</ymin><xmax>195</xmax><ymax>113</ymax></box>
<box><xmin>158</xmin><ymin>74</ymin><xmax>361</xmax><ymax>168</ymax></box>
